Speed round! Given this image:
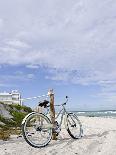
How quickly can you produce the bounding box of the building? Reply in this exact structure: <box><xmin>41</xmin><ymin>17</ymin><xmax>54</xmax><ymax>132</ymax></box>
<box><xmin>0</xmin><ymin>90</ymin><xmax>22</xmax><ymax>105</ymax></box>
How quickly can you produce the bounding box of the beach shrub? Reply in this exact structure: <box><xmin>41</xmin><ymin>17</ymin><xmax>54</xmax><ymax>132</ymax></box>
<box><xmin>0</xmin><ymin>103</ymin><xmax>32</xmax><ymax>128</ymax></box>
<box><xmin>0</xmin><ymin>103</ymin><xmax>33</xmax><ymax>139</ymax></box>
<box><xmin>0</xmin><ymin>128</ymin><xmax>10</xmax><ymax>140</ymax></box>
<box><xmin>0</xmin><ymin>116</ymin><xmax>11</xmax><ymax>140</ymax></box>
<box><xmin>9</xmin><ymin>104</ymin><xmax>32</xmax><ymax>113</ymax></box>
<box><xmin>21</xmin><ymin>105</ymin><xmax>32</xmax><ymax>113</ymax></box>
<box><xmin>0</xmin><ymin>115</ymin><xmax>15</xmax><ymax>127</ymax></box>
<box><xmin>11</xmin><ymin>111</ymin><xmax>27</xmax><ymax>127</ymax></box>
<box><xmin>10</xmin><ymin>104</ymin><xmax>22</xmax><ymax>110</ymax></box>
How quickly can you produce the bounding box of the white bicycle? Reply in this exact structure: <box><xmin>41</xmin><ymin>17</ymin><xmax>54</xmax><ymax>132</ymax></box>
<box><xmin>21</xmin><ymin>96</ymin><xmax>83</xmax><ymax>148</ymax></box>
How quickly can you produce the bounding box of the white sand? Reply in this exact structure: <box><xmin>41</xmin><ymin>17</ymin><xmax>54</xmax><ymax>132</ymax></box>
<box><xmin>0</xmin><ymin>116</ymin><xmax>116</xmax><ymax>155</ymax></box>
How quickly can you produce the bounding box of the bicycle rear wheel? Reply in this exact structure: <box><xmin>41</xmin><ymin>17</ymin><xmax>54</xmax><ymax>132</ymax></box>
<box><xmin>66</xmin><ymin>113</ymin><xmax>83</xmax><ymax>139</ymax></box>
<box><xmin>22</xmin><ymin>113</ymin><xmax>52</xmax><ymax>148</ymax></box>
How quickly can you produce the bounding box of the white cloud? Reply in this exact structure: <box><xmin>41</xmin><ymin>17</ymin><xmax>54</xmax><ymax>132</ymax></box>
<box><xmin>0</xmin><ymin>71</ymin><xmax>35</xmax><ymax>87</ymax></box>
<box><xmin>0</xmin><ymin>18</ymin><xmax>3</xmax><ymax>28</ymax></box>
<box><xmin>6</xmin><ymin>39</ymin><xmax>30</xmax><ymax>48</ymax></box>
<box><xmin>0</xmin><ymin>0</ymin><xmax>116</xmax><ymax>100</ymax></box>
<box><xmin>14</xmin><ymin>71</ymin><xmax>35</xmax><ymax>80</ymax></box>
<box><xmin>27</xmin><ymin>74</ymin><xmax>35</xmax><ymax>79</ymax></box>
<box><xmin>26</xmin><ymin>64</ymin><xmax>39</xmax><ymax>69</ymax></box>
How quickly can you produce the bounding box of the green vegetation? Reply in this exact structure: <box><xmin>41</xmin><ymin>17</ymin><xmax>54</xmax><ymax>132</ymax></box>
<box><xmin>0</xmin><ymin>115</ymin><xmax>15</xmax><ymax>128</ymax></box>
<box><xmin>9</xmin><ymin>104</ymin><xmax>32</xmax><ymax>113</ymax></box>
<box><xmin>11</xmin><ymin>111</ymin><xmax>27</xmax><ymax>127</ymax></box>
<box><xmin>0</xmin><ymin>103</ymin><xmax>32</xmax><ymax>128</ymax></box>
<box><xmin>0</xmin><ymin>103</ymin><xmax>33</xmax><ymax>140</ymax></box>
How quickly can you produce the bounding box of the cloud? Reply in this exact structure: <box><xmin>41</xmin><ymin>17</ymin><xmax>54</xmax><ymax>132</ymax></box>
<box><xmin>0</xmin><ymin>71</ymin><xmax>35</xmax><ymax>88</ymax></box>
<box><xmin>26</xmin><ymin>64</ymin><xmax>39</xmax><ymax>69</ymax></box>
<box><xmin>14</xmin><ymin>71</ymin><xmax>35</xmax><ymax>80</ymax></box>
<box><xmin>0</xmin><ymin>18</ymin><xmax>3</xmax><ymax>28</ymax></box>
<box><xmin>0</xmin><ymin>0</ymin><xmax>116</xmax><ymax>100</ymax></box>
<box><xmin>6</xmin><ymin>39</ymin><xmax>30</xmax><ymax>48</ymax></box>
<box><xmin>27</xmin><ymin>74</ymin><xmax>35</xmax><ymax>79</ymax></box>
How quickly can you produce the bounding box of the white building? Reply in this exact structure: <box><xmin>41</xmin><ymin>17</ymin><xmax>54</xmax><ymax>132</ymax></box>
<box><xmin>0</xmin><ymin>90</ymin><xmax>22</xmax><ymax>105</ymax></box>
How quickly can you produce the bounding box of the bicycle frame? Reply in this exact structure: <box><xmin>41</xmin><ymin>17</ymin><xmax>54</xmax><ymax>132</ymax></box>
<box><xmin>54</xmin><ymin>104</ymin><xmax>69</xmax><ymax>130</ymax></box>
<box><xmin>22</xmin><ymin>97</ymin><xmax>70</xmax><ymax>131</ymax></box>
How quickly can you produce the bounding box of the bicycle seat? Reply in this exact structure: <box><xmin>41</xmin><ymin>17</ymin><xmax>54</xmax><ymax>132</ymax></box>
<box><xmin>38</xmin><ymin>100</ymin><xmax>49</xmax><ymax>108</ymax></box>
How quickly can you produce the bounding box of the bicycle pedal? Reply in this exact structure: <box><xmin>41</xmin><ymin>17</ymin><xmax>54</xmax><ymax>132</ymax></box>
<box><xmin>53</xmin><ymin>131</ymin><xmax>59</xmax><ymax>136</ymax></box>
<box><xmin>53</xmin><ymin>130</ymin><xmax>59</xmax><ymax>135</ymax></box>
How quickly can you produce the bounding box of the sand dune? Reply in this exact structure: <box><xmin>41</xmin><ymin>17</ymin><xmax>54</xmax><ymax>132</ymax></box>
<box><xmin>0</xmin><ymin>117</ymin><xmax>116</xmax><ymax>155</ymax></box>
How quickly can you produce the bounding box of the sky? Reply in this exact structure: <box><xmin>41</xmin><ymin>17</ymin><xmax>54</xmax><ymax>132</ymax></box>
<box><xmin>0</xmin><ymin>0</ymin><xmax>116</xmax><ymax>111</ymax></box>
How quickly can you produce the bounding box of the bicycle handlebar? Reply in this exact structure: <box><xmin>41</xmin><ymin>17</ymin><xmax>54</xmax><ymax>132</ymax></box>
<box><xmin>46</xmin><ymin>96</ymin><xmax>68</xmax><ymax>108</ymax></box>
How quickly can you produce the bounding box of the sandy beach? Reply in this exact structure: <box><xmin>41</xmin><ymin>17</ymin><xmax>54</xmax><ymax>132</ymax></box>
<box><xmin>0</xmin><ymin>116</ymin><xmax>116</xmax><ymax>155</ymax></box>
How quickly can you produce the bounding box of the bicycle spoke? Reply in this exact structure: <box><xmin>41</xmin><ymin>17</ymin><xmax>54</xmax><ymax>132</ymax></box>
<box><xmin>22</xmin><ymin>113</ymin><xmax>52</xmax><ymax>148</ymax></box>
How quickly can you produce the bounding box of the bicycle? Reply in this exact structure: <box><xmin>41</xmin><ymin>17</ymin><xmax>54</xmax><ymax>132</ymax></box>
<box><xmin>21</xmin><ymin>96</ymin><xmax>83</xmax><ymax>148</ymax></box>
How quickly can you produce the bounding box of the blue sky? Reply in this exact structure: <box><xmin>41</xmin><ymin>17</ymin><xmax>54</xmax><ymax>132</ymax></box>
<box><xmin>0</xmin><ymin>0</ymin><xmax>116</xmax><ymax>110</ymax></box>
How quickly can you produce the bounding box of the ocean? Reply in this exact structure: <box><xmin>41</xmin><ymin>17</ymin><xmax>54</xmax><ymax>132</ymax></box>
<box><xmin>73</xmin><ymin>110</ymin><xmax>116</xmax><ymax>117</ymax></box>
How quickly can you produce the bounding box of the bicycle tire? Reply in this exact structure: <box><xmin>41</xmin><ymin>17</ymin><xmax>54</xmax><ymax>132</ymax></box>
<box><xmin>22</xmin><ymin>112</ymin><xmax>52</xmax><ymax>148</ymax></box>
<box><xmin>66</xmin><ymin>113</ymin><xmax>83</xmax><ymax>139</ymax></box>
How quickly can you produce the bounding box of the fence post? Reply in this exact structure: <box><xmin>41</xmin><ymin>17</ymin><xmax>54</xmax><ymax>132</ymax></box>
<box><xmin>48</xmin><ymin>89</ymin><xmax>57</xmax><ymax>140</ymax></box>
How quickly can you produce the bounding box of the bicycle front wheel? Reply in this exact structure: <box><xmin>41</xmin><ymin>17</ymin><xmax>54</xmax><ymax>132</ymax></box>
<box><xmin>66</xmin><ymin>113</ymin><xmax>83</xmax><ymax>139</ymax></box>
<box><xmin>22</xmin><ymin>113</ymin><xmax>52</xmax><ymax>148</ymax></box>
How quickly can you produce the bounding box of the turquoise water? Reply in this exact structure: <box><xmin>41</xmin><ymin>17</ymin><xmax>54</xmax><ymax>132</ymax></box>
<box><xmin>73</xmin><ymin>110</ymin><xmax>116</xmax><ymax>117</ymax></box>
